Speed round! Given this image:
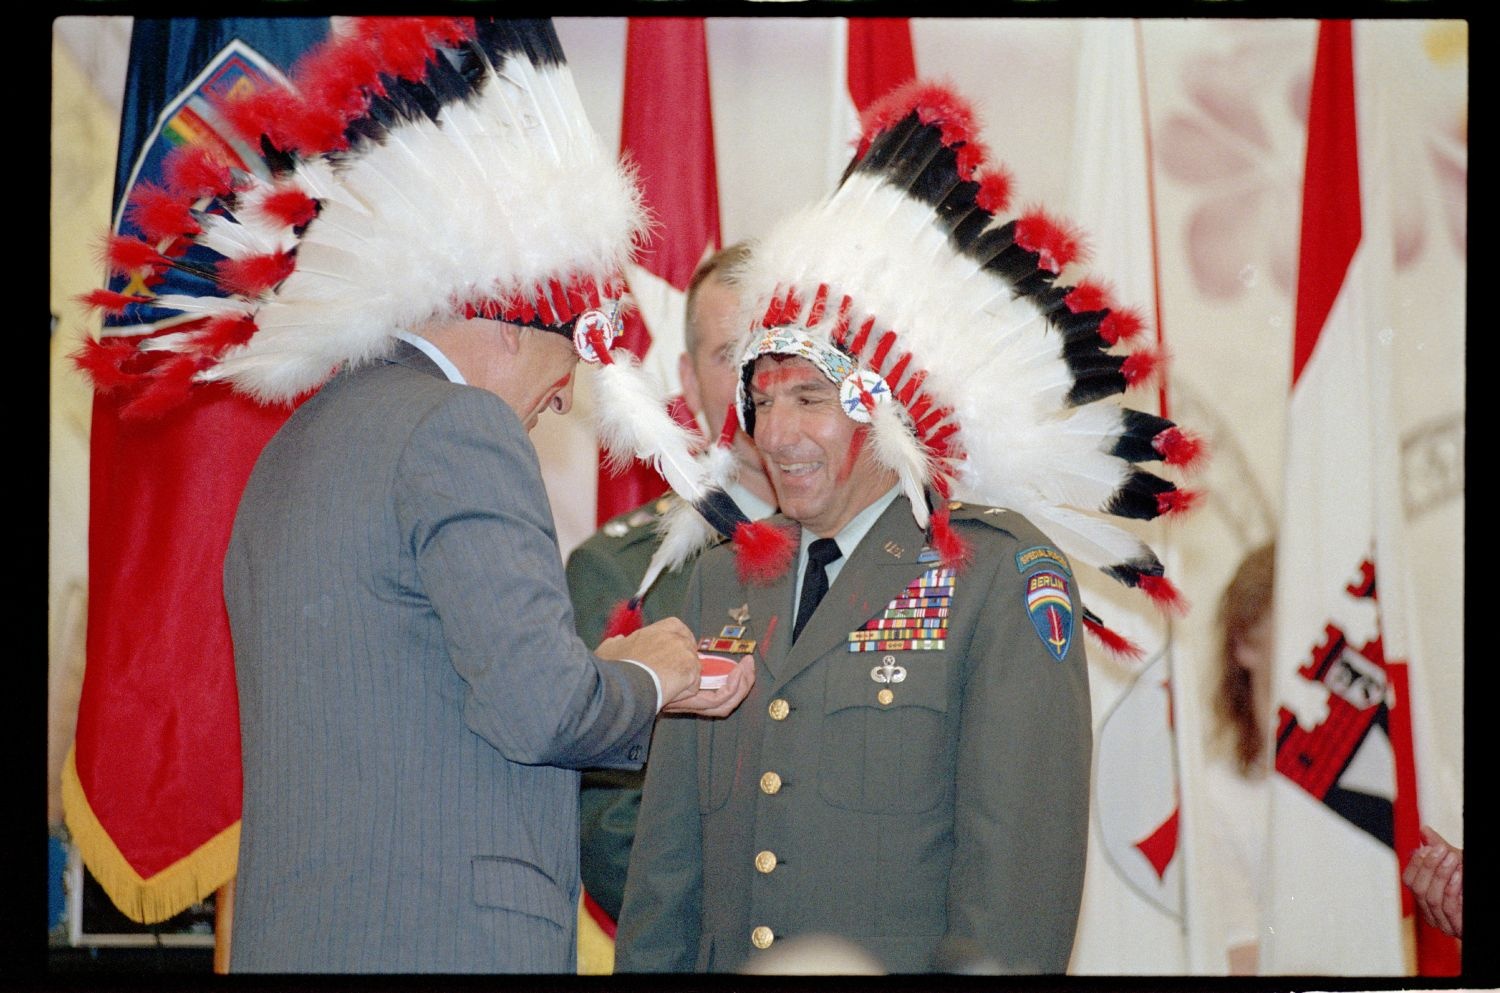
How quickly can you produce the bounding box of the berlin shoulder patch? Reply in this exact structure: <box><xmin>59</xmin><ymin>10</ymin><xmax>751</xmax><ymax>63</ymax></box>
<box><xmin>1020</xmin><ymin>554</ymin><xmax>1074</xmax><ymax>661</ymax></box>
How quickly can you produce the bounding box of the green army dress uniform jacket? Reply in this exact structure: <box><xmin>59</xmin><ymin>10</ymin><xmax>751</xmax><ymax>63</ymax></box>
<box><xmin>615</xmin><ymin>496</ymin><xmax>1093</xmax><ymax>974</ymax></box>
<box><xmin>566</xmin><ymin>494</ymin><xmax>691</xmax><ymax>647</ymax></box>
<box><xmin>565</xmin><ymin>493</ymin><xmax>695</xmax><ymax>922</ymax></box>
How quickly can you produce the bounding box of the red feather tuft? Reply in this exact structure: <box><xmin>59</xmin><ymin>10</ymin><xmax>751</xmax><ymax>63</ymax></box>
<box><xmin>1155</xmin><ymin>487</ymin><xmax>1201</xmax><ymax>517</ymax></box>
<box><xmin>71</xmin><ymin>338</ymin><xmax>139</xmax><ymax>391</ymax></box>
<box><xmin>733</xmin><ymin>520</ymin><xmax>798</xmax><ymax>586</ymax></box>
<box><xmin>928</xmin><ymin>507</ymin><xmax>973</xmax><ymax>571</ymax></box>
<box><xmin>1063</xmin><ymin>279</ymin><xmax>1113</xmax><ymax>315</ymax></box>
<box><xmin>1121</xmin><ymin>348</ymin><xmax>1162</xmax><ymax>387</ymax></box>
<box><xmin>163</xmin><ymin>145</ymin><xmax>233</xmax><ymax>199</ymax></box>
<box><xmin>603</xmin><ymin>598</ymin><xmax>645</xmax><ymax>639</ymax></box>
<box><xmin>858</xmin><ymin>81</ymin><xmax>984</xmax><ymax>165</ymax></box>
<box><xmin>120</xmin><ymin>355</ymin><xmax>200</xmax><ymax>419</ymax></box>
<box><xmin>195</xmin><ymin>314</ymin><xmax>260</xmax><ymax>352</ymax></box>
<box><xmin>427</xmin><ymin>17</ymin><xmax>477</xmax><ymax>46</ymax></box>
<box><xmin>1099</xmin><ymin>307</ymin><xmax>1146</xmax><ymax>346</ymax></box>
<box><xmin>102</xmin><ymin>234</ymin><xmax>164</xmax><ymax>276</ymax></box>
<box><xmin>298</xmin><ymin>34</ymin><xmax>388</xmax><ymax>120</ymax></box>
<box><xmin>363</xmin><ymin>17</ymin><xmax>444</xmax><ymax>81</ymax></box>
<box><xmin>78</xmin><ymin>288</ymin><xmax>149</xmax><ymax>316</ymax></box>
<box><xmin>257</xmin><ymin>186</ymin><xmax>320</xmax><ymax>229</ymax></box>
<box><xmin>218</xmin><ymin>87</ymin><xmax>299</xmax><ymax>148</ymax></box>
<box><xmin>126</xmin><ymin>183</ymin><xmax>201</xmax><ymax>242</ymax></box>
<box><xmin>218</xmin><ymin>252</ymin><xmax>297</xmax><ymax>297</ymax></box>
<box><xmin>1137</xmin><ymin>573</ymin><xmax>1189</xmax><ymax>616</ymax></box>
<box><xmin>1015</xmin><ymin>209</ymin><xmax>1088</xmax><ymax>273</ymax></box>
<box><xmin>974</xmin><ymin>169</ymin><xmax>1013</xmax><ymax>215</ymax></box>
<box><xmin>1153</xmin><ymin>426</ymin><xmax>1208</xmax><ymax>471</ymax></box>
<box><xmin>281</xmin><ymin>103</ymin><xmax>352</xmax><ymax>156</ymax></box>
<box><xmin>1082</xmin><ymin>615</ymin><xmax>1145</xmax><ymax>661</ymax></box>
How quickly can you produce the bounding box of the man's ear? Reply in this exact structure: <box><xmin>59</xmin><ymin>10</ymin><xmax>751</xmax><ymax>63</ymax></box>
<box><xmin>494</xmin><ymin>320</ymin><xmax>524</xmax><ymax>355</ymax></box>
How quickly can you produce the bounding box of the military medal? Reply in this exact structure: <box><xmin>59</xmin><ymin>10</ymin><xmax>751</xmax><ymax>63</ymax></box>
<box><xmin>698</xmin><ymin>604</ymin><xmax>758</xmax><ymax>655</ymax></box>
<box><xmin>847</xmin><ymin>566</ymin><xmax>954</xmax><ymax>652</ymax></box>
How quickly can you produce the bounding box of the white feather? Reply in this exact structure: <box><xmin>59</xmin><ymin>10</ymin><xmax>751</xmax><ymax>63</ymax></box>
<box><xmin>868</xmin><ymin>398</ymin><xmax>932</xmax><ymax>531</ymax></box>
<box><xmin>634</xmin><ymin>497</ymin><xmax>721</xmax><ymax>600</ymax></box>
<box><xmin>211</xmin><ymin>35</ymin><xmax>646</xmax><ymax>403</ymax></box>
<box><xmin>593</xmin><ymin>359</ymin><xmax>716</xmax><ymax>507</ymax></box>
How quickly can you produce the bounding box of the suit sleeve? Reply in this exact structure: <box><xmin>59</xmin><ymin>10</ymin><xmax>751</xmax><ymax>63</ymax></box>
<box><xmin>937</xmin><ymin>530</ymin><xmax>1092</xmax><ymax>973</ymax></box>
<box><xmin>613</xmin><ymin>562</ymin><xmax>708</xmax><ymax>972</ymax></box>
<box><xmin>393</xmin><ymin>387</ymin><xmax>656</xmax><ymax>770</ymax></box>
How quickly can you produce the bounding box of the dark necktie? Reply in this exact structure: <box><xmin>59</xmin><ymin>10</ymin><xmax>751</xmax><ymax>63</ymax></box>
<box><xmin>793</xmin><ymin>538</ymin><xmax>842</xmax><ymax>643</ymax></box>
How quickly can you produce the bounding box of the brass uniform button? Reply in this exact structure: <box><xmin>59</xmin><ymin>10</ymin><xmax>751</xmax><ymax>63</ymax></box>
<box><xmin>877</xmin><ymin>688</ymin><xmax>895</xmax><ymax>706</ymax></box>
<box><xmin>768</xmin><ymin>698</ymin><xmax>790</xmax><ymax>721</ymax></box>
<box><xmin>760</xmin><ymin>771</ymin><xmax>783</xmax><ymax>795</ymax></box>
<box><xmin>754</xmin><ymin>850</ymin><xmax>778</xmax><ymax>874</ymax></box>
<box><xmin>948</xmin><ymin>499</ymin><xmax>963</xmax><ymax>510</ymax></box>
<box><xmin>751</xmin><ymin>926</ymin><xmax>774</xmax><ymax>949</ymax></box>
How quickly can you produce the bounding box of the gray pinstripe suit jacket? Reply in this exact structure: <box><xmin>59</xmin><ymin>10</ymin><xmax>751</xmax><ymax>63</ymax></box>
<box><xmin>224</xmin><ymin>343</ymin><xmax>656</xmax><ymax>973</ymax></box>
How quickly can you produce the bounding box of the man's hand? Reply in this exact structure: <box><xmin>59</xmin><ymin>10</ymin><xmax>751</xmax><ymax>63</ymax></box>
<box><xmin>1403</xmin><ymin>824</ymin><xmax>1463</xmax><ymax>939</ymax></box>
<box><xmin>596</xmin><ymin>618</ymin><xmax>702</xmax><ymax>705</ymax></box>
<box><xmin>663</xmin><ymin>655</ymin><xmax>755</xmax><ymax>718</ymax></box>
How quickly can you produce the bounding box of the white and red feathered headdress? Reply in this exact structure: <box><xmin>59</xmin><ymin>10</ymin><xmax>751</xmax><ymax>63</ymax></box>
<box><xmin>721</xmin><ymin>80</ymin><xmax>1207</xmax><ymax>656</ymax></box>
<box><xmin>76</xmin><ymin>17</ymin><xmax>646</xmax><ymax>410</ymax></box>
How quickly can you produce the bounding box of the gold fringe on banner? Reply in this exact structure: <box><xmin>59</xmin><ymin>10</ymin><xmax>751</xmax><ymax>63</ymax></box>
<box><xmin>60</xmin><ymin>746</ymin><xmax>240</xmax><ymax>925</ymax></box>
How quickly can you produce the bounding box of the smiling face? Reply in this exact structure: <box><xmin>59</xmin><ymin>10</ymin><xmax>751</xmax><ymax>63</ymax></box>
<box><xmin>747</xmin><ymin>354</ymin><xmax>896</xmax><ymax>537</ymax></box>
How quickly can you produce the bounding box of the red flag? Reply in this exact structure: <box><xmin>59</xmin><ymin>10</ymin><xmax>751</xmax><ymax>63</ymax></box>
<box><xmin>846</xmin><ymin>18</ymin><xmax>915</xmax><ymax>112</ymax></box>
<box><xmin>598</xmin><ymin>18</ymin><xmax>722</xmax><ymax>525</ymax></box>
<box><xmin>65</xmin><ymin>389</ymin><xmax>293</xmax><ymax>923</ymax></box>
<box><xmin>60</xmin><ymin>20</ymin><xmax>325</xmax><ymax>924</ymax></box>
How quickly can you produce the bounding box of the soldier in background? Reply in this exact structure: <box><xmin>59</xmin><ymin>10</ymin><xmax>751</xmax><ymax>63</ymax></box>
<box><xmin>567</xmin><ymin>243</ymin><xmax>776</xmax><ymax>955</ymax></box>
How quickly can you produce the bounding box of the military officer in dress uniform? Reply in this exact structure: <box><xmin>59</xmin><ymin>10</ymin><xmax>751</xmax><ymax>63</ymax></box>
<box><xmin>614</xmin><ymin>349</ymin><xmax>1093</xmax><ymax>974</ymax></box>
<box><xmin>614</xmin><ymin>80</ymin><xmax>1199</xmax><ymax>974</ymax></box>
<box><xmin>567</xmin><ymin>243</ymin><xmax>776</xmax><ymax>945</ymax></box>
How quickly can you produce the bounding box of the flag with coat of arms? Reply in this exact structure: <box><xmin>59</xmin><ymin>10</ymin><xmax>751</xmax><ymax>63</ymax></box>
<box><xmin>1260</xmin><ymin>19</ymin><xmax>1458</xmax><ymax>977</ymax></box>
<box><xmin>62</xmin><ymin>17</ymin><xmax>330</xmax><ymax>924</ymax></box>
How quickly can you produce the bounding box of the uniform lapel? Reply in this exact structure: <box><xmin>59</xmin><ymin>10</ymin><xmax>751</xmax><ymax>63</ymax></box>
<box><xmin>776</xmin><ymin>497</ymin><xmax>927</xmax><ymax>687</ymax></box>
<box><xmin>705</xmin><ymin>515</ymin><xmax>799</xmax><ymax>684</ymax></box>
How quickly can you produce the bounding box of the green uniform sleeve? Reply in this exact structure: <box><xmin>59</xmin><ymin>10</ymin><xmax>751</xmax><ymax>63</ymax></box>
<box><xmin>937</xmin><ymin>521</ymin><xmax>1092</xmax><ymax>973</ymax></box>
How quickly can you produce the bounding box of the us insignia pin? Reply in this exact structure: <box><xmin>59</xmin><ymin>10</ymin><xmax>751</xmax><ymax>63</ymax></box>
<box><xmin>1025</xmin><ymin>570</ymin><xmax>1073</xmax><ymax>661</ymax></box>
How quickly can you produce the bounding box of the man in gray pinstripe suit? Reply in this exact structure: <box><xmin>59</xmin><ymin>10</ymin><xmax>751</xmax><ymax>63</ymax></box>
<box><xmin>225</xmin><ymin>314</ymin><xmax>750</xmax><ymax>972</ymax></box>
<box><xmin>196</xmin><ymin>19</ymin><xmax>755</xmax><ymax>974</ymax></box>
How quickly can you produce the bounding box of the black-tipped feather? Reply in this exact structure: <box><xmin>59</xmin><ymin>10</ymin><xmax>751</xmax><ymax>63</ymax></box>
<box><xmin>694</xmin><ymin>488</ymin><xmax>753</xmax><ymax>542</ymax></box>
<box><xmin>1103</xmin><ymin>554</ymin><xmax>1166</xmax><ymax>588</ymax></box>
<box><xmin>1110</xmin><ymin>410</ymin><xmax>1177</xmax><ymax>463</ymax></box>
<box><xmin>1064</xmin><ymin>351</ymin><xmax>1129</xmax><ymax>406</ymax></box>
<box><xmin>1102</xmin><ymin>468</ymin><xmax>1176</xmax><ymax>520</ymax></box>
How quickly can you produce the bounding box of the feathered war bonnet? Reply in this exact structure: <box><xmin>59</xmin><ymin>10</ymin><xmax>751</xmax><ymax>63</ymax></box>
<box><xmin>724</xmin><ymin>80</ymin><xmax>1206</xmax><ymax>655</ymax></box>
<box><xmin>76</xmin><ymin>17</ymin><xmax>647</xmax><ymax>411</ymax></box>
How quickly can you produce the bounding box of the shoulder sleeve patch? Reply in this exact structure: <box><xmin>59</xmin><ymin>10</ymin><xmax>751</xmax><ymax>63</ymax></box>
<box><xmin>1023</xmin><ymin>567</ymin><xmax>1075</xmax><ymax>661</ymax></box>
<box><xmin>1015</xmin><ymin>544</ymin><xmax>1073</xmax><ymax>577</ymax></box>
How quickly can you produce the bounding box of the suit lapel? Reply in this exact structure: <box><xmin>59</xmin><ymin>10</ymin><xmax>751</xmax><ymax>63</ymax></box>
<box><xmin>776</xmin><ymin>498</ymin><xmax>928</xmax><ymax>686</ymax></box>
